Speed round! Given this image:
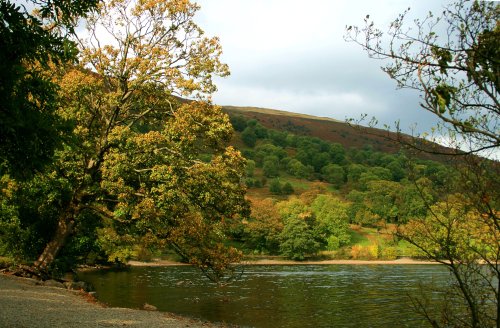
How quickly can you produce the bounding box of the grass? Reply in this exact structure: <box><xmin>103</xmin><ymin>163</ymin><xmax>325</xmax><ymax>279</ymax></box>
<box><xmin>396</xmin><ymin>239</ymin><xmax>423</xmax><ymax>258</ymax></box>
<box><xmin>224</xmin><ymin>105</ymin><xmax>343</xmax><ymax>123</ymax></box>
<box><xmin>0</xmin><ymin>256</ymin><xmax>15</xmax><ymax>269</ymax></box>
<box><xmin>348</xmin><ymin>228</ymin><xmax>371</xmax><ymax>246</ymax></box>
<box><xmin>331</xmin><ymin>225</ymin><xmax>407</xmax><ymax>260</ymax></box>
<box><xmin>279</xmin><ymin>176</ymin><xmax>311</xmax><ymax>191</ymax></box>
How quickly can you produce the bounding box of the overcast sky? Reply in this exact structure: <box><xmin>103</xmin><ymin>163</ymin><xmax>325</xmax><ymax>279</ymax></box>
<box><xmin>194</xmin><ymin>0</ymin><xmax>450</xmax><ymax>134</ymax></box>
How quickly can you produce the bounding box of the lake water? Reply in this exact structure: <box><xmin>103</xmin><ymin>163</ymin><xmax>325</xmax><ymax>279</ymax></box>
<box><xmin>79</xmin><ymin>264</ymin><xmax>450</xmax><ymax>327</ymax></box>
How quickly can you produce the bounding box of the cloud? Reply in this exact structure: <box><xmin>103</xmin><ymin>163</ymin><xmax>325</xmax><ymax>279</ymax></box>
<box><xmin>195</xmin><ymin>0</ymin><xmax>446</xmax><ymax>133</ymax></box>
<box><xmin>216</xmin><ymin>80</ymin><xmax>384</xmax><ymax>112</ymax></box>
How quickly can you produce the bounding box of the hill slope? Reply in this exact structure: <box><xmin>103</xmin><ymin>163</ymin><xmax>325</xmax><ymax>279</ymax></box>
<box><xmin>223</xmin><ymin>105</ymin><xmax>451</xmax><ymax>159</ymax></box>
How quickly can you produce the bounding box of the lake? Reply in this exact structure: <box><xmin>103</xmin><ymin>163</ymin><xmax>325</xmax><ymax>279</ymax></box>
<box><xmin>79</xmin><ymin>264</ymin><xmax>450</xmax><ymax>327</ymax></box>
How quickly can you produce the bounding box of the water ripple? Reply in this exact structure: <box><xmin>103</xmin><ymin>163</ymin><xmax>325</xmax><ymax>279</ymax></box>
<box><xmin>80</xmin><ymin>264</ymin><xmax>449</xmax><ymax>328</ymax></box>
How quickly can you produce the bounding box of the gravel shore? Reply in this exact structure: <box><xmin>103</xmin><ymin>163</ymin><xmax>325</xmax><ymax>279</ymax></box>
<box><xmin>1</xmin><ymin>259</ymin><xmax>435</xmax><ymax>327</ymax></box>
<box><xmin>0</xmin><ymin>273</ymin><xmax>223</xmax><ymax>328</ymax></box>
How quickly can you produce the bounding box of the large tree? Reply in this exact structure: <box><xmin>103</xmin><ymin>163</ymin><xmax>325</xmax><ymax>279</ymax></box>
<box><xmin>346</xmin><ymin>1</ymin><xmax>499</xmax><ymax>327</ymax></box>
<box><xmin>6</xmin><ymin>0</ymin><xmax>248</xmax><ymax>282</ymax></box>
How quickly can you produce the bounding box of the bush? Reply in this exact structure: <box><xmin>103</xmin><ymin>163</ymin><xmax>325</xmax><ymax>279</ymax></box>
<box><xmin>350</xmin><ymin>244</ymin><xmax>378</xmax><ymax>260</ymax></box>
<box><xmin>0</xmin><ymin>256</ymin><xmax>15</xmax><ymax>269</ymax></box>
<box><xmin>327</xmin><ymin>247</ymin><xmax>351</xmax><ymax>259</ymax></box>
<box><xmin>281</xmin><ymin>182</ymin><xmax>294</xmax><ymax>195</ymax></box>
<box><xmin>269</xmin><ymin>179</ymin><xmax>282</xmax><ymax>194</ymax></box>
<box><xmin>134</xmin><ymin>245</ymin><xmax>153</xmax><ymax>262</ymax></box>
<box><xmin>380</xmin><ymin>246</ymin><xmax>398</xmax><ymax>260</ymax></box>
<box><xmin>327</xmin><ymin>235</ymin><xmax>340</xmax><ymax>250</ymax></box>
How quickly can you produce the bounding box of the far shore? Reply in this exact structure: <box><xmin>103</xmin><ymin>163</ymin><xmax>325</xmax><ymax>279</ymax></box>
<box><xmin>127</xmin><ymin>257</ymin><xmax>439</xmax><ymax>267</ymax></box>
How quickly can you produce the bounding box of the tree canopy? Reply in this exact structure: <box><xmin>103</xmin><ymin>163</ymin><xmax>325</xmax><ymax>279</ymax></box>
<box><xmin>0</xmin><ymin>0</ymin><xmax>99</xmax><ymax>175</ymax></box>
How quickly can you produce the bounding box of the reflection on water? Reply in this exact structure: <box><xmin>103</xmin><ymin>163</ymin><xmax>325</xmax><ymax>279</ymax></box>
<box><xmin>79</xmin><ymin>264</ymin><xmax>449</xmax><ymax>327</ymax></box>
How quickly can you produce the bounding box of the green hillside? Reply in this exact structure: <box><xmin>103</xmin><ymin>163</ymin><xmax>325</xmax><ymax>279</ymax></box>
<box><xmin>223</xmin><ymin>105</ymin><xmax>454</xmax><ymax>159</ymax></box>
<box><xmin>220</xmin><ymin>107</ymin><xmax>452</xmax><ymax>260</ymax></box>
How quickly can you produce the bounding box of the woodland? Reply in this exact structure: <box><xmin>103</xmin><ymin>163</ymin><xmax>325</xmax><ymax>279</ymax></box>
<box><xmin>0</xmin><ymin>1</ymin><xmax>498</xmax><ymax>327</ymax></box>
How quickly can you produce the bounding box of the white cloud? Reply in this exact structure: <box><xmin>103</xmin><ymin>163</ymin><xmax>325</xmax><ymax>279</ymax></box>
<box><xmin>212</xmin><ymin>83</ymin><xmax>388</xmax><ymax>120</ymax></box>
<box><xmin>193</xmin><ymin>0</ymin><xmax>446</xmax><ymax>132</ymax></box>
<box><xmin>189</xmin><ymin>1</ymin><xmax>457</xmax><ymax>136</ymax></box>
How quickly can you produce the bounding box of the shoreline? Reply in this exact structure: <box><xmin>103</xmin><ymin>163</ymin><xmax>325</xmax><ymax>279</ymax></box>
<box><xmin>1</xmin><ymin>258</ymin><xmax>438</xmax><ymax>327</ymax></box>
<box><xmin>0</xmin><ymin>273</ymin><xmax>227</xmax><ymax>327</ymax></box>
<box><xmin>127</xmin><ymin>257</ymin><xmax>439</xmax><ymax>267</ymax></box>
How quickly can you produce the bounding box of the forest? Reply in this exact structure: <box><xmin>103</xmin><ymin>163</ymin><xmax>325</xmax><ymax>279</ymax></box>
<box><xmin>222</xmin><ymin>112</ymin><xmax>451</xmax><ymax>261</ymax></box>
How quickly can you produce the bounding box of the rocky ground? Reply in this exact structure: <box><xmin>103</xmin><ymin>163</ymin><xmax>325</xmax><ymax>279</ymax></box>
<box><xmin>0</xmin><ymin>273</ymin><xmax>229</xmax><ymax>328</ymax></box>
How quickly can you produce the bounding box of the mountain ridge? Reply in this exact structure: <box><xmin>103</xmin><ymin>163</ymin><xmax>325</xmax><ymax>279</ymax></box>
<box><xmin>222</xmin><ymin>104</ymin><xmax>438</xmax><ymax>157</ymax></box>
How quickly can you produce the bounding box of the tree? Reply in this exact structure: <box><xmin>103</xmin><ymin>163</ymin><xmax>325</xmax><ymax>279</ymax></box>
<box><xmin>254</xmin><ymin>143</ymin><xmax>287</xmax><ymax>164</ymax></box>
<box><xmin>278</xmin><ymin>198</ymin><xmax>320</xmax><ymax>260</ymax></box>
<box><xmin>328</xmin><ymin>142</ymin><xmax>346</xmax><ymax>165</ymax></box>
<box><xmin>245</xmin><ymin>159</ymin><xmax>256</xmax><ymax>177</ymax></box>
<box><xmin>346</xmin><ymin>163</ymin><xmax>367</xmax><ymax>186</ymax></box>
<box><xmin>251</xmin><ymin>121</ymin><xmax>268</xmax><ymax>139</ymax></box>
<box><xmin>364</xmin><ymin>180</ymin><xmax>401</xmax><ymax>222</ymax></box>
<box><xmin>401</xmin><ymin>195</ymin><xmax>498</xmax><ymax>328</ymax></box>
<box><xmin>346</xmin><ymin>189</ymin><xmax>380</xmax><ymax>227</ymax></box>
<box><xmin>262</xmin><ymin>156</ymin><xmax>280</xmax><ymax>178</ymax></box>
<box><xmin>346</xmin><ymin>1</ymin><xmax>498</xmax><ymax>155</ymax></box>
<box><xmin>396</xmin><ymin>178</ymin><xmax>433</xmax><ymax>224</ymax></box>
<box><xmin>0</xmin><ymin>0</ymin><xmax>99</xmax><ymax>176</ymax></box>
<box><xmin>346</xmin><ymin>1</ymin><xmax>499</xmax><ymax>326</ymax></box>
<box><xmin>13</xmin><ymin>0</ymin><xmax>249</xmax><ymax>283</ymax></box>
<box><xmin>268</xmin><ymin>130</ymin><xmax>289</xmax><ymax>147</ymax></box>
<box><xmin>244</xmin><ymin>198</ymin><xmax>283</xmax><ymax>254</ymax></box>
<box><xmin>311</xmin><ymin>152</ymin><xmax>330</xmax><ymax>172</ymax></box>
<box><xmin>321</xmin><ymin>164</ymin><xmax>345</xmax><ymax>187</ymax></box>
<box><xmin>287</xmin><ymin>159</ymin><xmax>314</xmax><ymax>180</ymax></box>
<box><xmin>230</xmin><ymin>115</ymin><xmax>247</xmax><ymax>132</ymax></box>
<box><xmin>241</xmin><ymin>126</ymin><xmax>257</xmax><ymax>147</ymax></box>
<box><xmin>386</xmin><ymin>160</ymin><xmax>406</xmax><ymax>182</ymax></box>
<box><xmin>310</xmin><ymin>195</ymin><xmax>351</xmax><ymax>250</ymax></box>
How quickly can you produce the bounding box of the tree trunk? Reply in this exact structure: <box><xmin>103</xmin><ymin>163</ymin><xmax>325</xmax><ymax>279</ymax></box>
<box><xmin>33</xmin><ymin>206</ymin><xmax>77</xmax><ymax>272</ymax></box>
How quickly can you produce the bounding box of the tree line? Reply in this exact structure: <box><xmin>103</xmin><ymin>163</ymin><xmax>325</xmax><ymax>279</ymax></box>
<box><xmin>231</xmin><ymin>114</ymin><xmax>449</xmax><ymax>227</ymax></box>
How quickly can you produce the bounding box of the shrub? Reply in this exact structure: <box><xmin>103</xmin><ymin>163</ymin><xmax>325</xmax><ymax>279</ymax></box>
<box><xmin>281</xmin><ymin>182</ymin><xmax>294</xmax><ymax>195</ymax></box>
<box><xmin>327</xmin><ymin>235</ymin><xmax>340</xmax><ymax>250</ymax></box>
<box><xmin>380</xmin><ymin>246</ymin><xmax>398</xmax><ymax>260</ymax></box>
<box><xmin>350</xmin><ymin>244</ymin><xmax>378</xmax><ymax>260</ymax></box>
<box><xmin>0</xmin><ymin>256</ymin><xmax>15</xmax><ymax>269</ymax></box>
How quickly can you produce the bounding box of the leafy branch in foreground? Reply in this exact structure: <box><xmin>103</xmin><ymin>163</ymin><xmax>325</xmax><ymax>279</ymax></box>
<box><xmin>0</xmin><ymin>0</ymin><xmax>99</xmax><ymax>176</ymax></box>
<box><xmin>346</xmin><ymin>1</ymin><xmax>499</xmax><ymax>155</ymax></box>
<box><xmin>346</xmin><ymin>1</ymin><xmax>499</xmax><ymax>326</ymax></box>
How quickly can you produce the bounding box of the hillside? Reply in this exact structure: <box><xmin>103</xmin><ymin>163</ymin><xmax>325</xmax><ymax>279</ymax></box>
<box><xmin>212</xmin><ymin>104</ymin><xmax>457</xmax><ymax>260</ymax></box>
<box><xmin>223</xmin><ymin>105</ymin><xmax>452</xmax><ymax>160</ymax></box>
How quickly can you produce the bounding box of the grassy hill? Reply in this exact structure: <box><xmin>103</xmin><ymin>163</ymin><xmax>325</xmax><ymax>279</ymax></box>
<box><xmin>223</xmin><ymin>105</ymin><xmax>453</xmax><ymax>160</ymax></box>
